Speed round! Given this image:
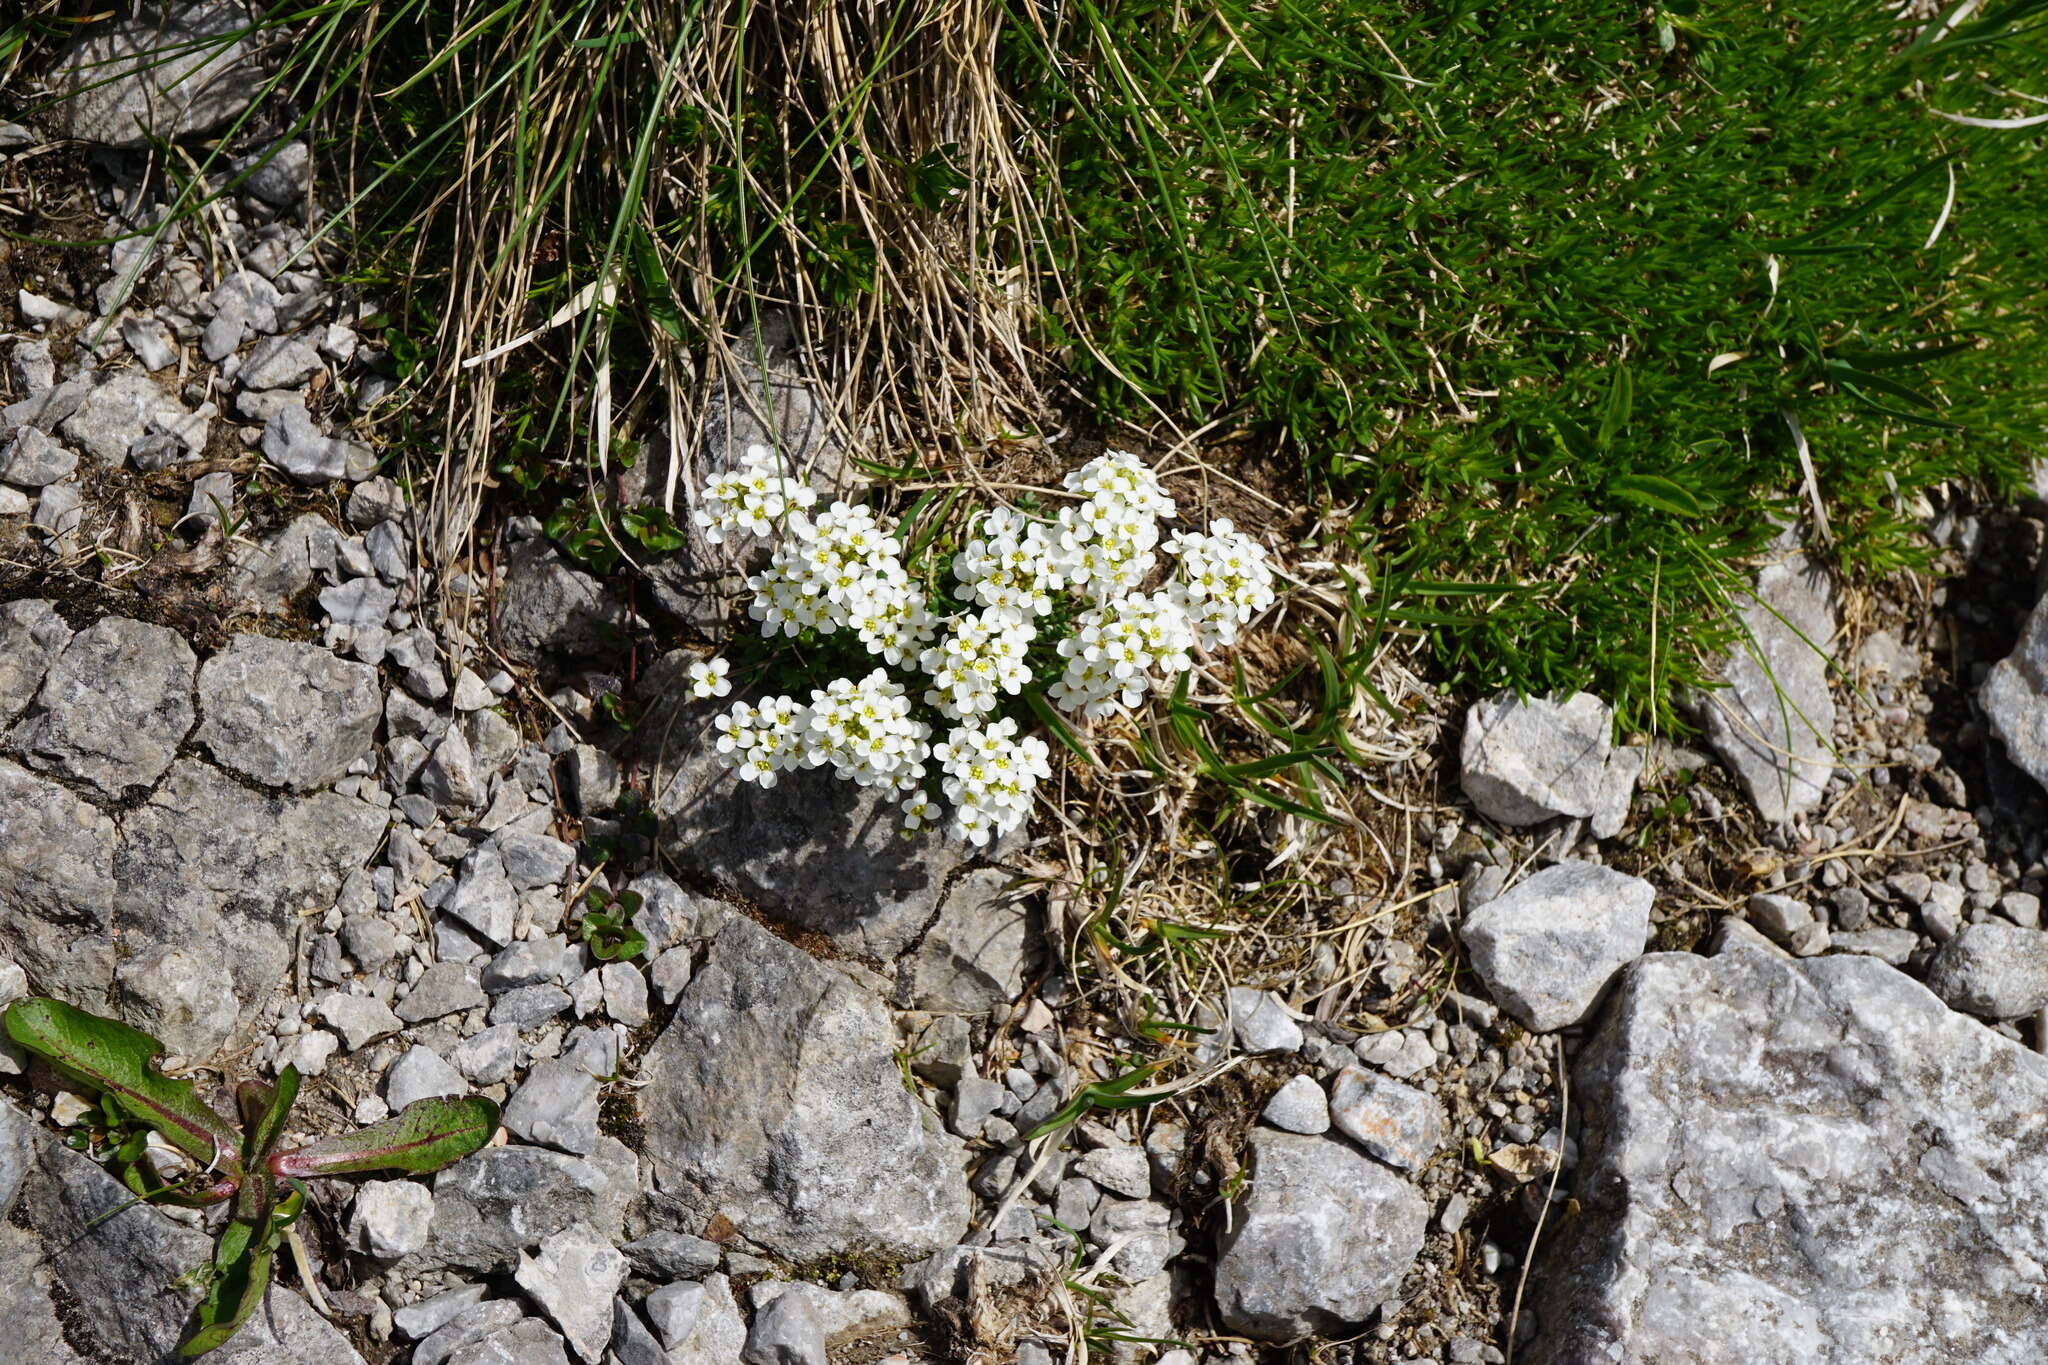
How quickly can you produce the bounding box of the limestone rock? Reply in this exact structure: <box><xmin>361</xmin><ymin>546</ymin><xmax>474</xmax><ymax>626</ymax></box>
<box><xmin>1460</xmin><ymin>691</ymin><xmax>1612</xmax><ymax>825</ymax></box>
<box><xmin>9</xmin><ymin>616</ymin><xmax>196</xmax><ymax>798</ymax></box>
<box><xmin>1213</xmin><ymin>1130</ymin><xmax>1428</xmax><ymax>1342</ymax></box>
<box><xmin>639</xmin><ymin>917</ymin><xmax>970</xmax><ymax>1262</ymax></box>
<box><xmin>195</xmin><ymin>633</ymin><xmax>381</xmax><ymax>789</ymax></box>
<box><xmin>1528</xmin><ymin>949</ymin><xmax>2048</xmax><ymax>1364</ymax></box>
<box><xmin>49</xmin><ymin>1</ymin><xmax>267</xmax><ymax>146</ymax></box>
<box><xmin>1460</xmin><ymin>860</ymin><xmax>1654</xmax><ymax>1031</ymax></box>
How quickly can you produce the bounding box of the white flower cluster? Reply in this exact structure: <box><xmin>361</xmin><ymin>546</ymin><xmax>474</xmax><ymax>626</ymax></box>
<box><xmin>935</xmin><ymin>717</ymin><xmax>1052</xmax><ymax>846</ymax></box>
<box><xmin>692</xmin><ymin>444</ymin><xmax>818</xmax><ymax>544</ymax></box>
<box><xmin>1164</xmin><ymin>518</ymin><xmax>1279</xmax><ymax>649</ymax></box>
<box><xmin>696</xmin><ymin>447</ymin><xmax>1276</xmax><ymax>843</ymax></box>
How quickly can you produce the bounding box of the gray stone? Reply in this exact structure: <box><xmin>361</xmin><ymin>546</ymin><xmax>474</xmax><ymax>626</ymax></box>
<box><xmin>1</xmin><ymin>373</ymin><xmax>91</xmax><ymax>440</ymax></box>
<box><xmin>183</xmin><ymin>469</ymin><xmax>236</xmax><ymax>529</ymax></box>
<box><xmin>503</xmin><ymin>1058</ymin><xmax>602</xmax><ymax>1155</ymax></box>
<box><xmin>1213</xmin><ymin>1130</ymin><xmax>1429</xmax><ymax>1342</ymax></box>
<box><xmin>1261</xmin><ymin>1074</ymin><xmax>1332</xmax><ymax>1135</ymax></box>
<box><xmin>449</xmin><ymin>847</ymin><xmax>519</xmax><ymax>946</ymax></box>
<box><xmin>315</xmin><ymin>989</ymin><xmax>402</xmax><ymax>1050</ymax></box>
<box><xmin>195</xmin><ymin>633</ymin><xmax>380</xmax><ymax>790</ymax></box>
<box><xmin>0</xmin><ymin>600</ymin><xmax>70</xmax><ymax>720</ymax></box>
<box><xmin>263</xmin><ymin>400</ymin><xmax>375</xmax><ymax>482</ymax></box>
<box><xmin>0</xmin><ymin>762</ymin><xmax>112</xmax><ymax>1011</ymax></box>
<box><xmin>742</xmin><ymin>1290</ymin><xmax>826</xmax><ymax>1365</ymax></box>
<box><xmin>1328</xmin><ymin>1064</ymin><xmax>1445</xmax><ymax>1172</ymax></box>
<box><xmin>610</xmin><ymin>1301</ymin><xmax>667</xmax><ymax>1365</ymax></box>
<box><xmin>1695</xmin><ymin>553</ymin><xmax>1838</xmax><ymax>823</ymax></box>
<box><xmin>351</xmin><ymin>1178</ymin><xmax>437</xmax><ymax>1258</ymax></box>
<box><xmin>1925</xmin><ymin>922</ymin><xmax>2048</xmax><ymax>1020</ymax></box>
<box><xmin>347</xmin><ymin>474</ymin><xmax>407</xmax><ymax>527</ymax></box>
<box><xmin>644</xmin><ymin>1276</ymin><xmax>748</xmax><ymax>1361</ymax></box>
<box><xmin>1354</xmin><ymin>1027</ymin><xmax>1436</xmax><ymax>1079</ymax></box>
<box><xmin>1745</xmin><ymin>892</ymin><xmax>1814</xmax><ymax>943</ymax></box>
<box><xmin>228</xmin><ymin>511</ymin><xmax>337</xmax><ymax>612</ymax></box>
<box><xmin>514</xmin><ymin>1222</ymin><xmax>627</xmax><ymax>1364</ymax></box>
<box><xmin>416</xmin><ymin>1302</ymin><xmax>526</xmax><ymax>1365</ymax></box>
<box><xmin>1</xmin><ymin>427</ymin><xmax>79</xmax><ymax>486</ymax></box>
<box><xmin>233</xmin><ymin>138</ymin><xmax>311</xmax><ymax>205</ymax></box>
<box><xmin>399</xmin><ymin>961</ymin><xmax>490</xmax><ymax>1023</ymax></box>
<box><xmin>319</xmin><ymin>574</ymin><xmax>399</xmax><ymax>629</ymax></box>
<box><xmin>32</xmin><ymin>479</ymin><xmax>83</xmax><ymax>552</ymax></box>
<box><xmin>387</xmin><ymin>1044</ymin><xmax>469</xmax><ymax>1110</ymax></box>
<box><xmin>497</xmin><ymin>537</ymin><xmax>628</xmax><ymax>662</ymax></box>
<box><xmin>599</xmin><ymin>961</ymin><xmax>648</xmax><ymax>1027</ymax></box>
<box><xmin>396</xmin><ymin>1285</ymin><xmax>490</xmax><ymax>1341</ymax></box>
<box><xmin>8</xmin><ymin>338</ymin><xmax>54</xmax><ymax>393</ymax></box>
<box><xmin>121</xmin><ymin>314</ymin><xmax>178</xmax><ymax>371</ymax></box>
<box><xmin>1529</xmin><ymin>949</ymin><xmax>2048</xmax><ymax>1365</ymax></box>
<box><xmin>1460</xmin><ymin>691</ymin><xmax>1612</xmax><ymax>825</ymax></box>
<box><xmin>1459</xmin><ymin>860</ymin><xmax>1655</xmax><ymax>1031</ymax></box>
<box><xmin>636</xmin><ymin>677</ymin><xmax>1019</xmax><ymax>963</ymax></box>
<box><xmin>452</xmin><ymin>1022</ymin><xmax>524</xmax><ymax>1085</ymax></box>
<box><xmin>495</xmin><ymin>830</ymin><xmax>576</xmax><ymax>889</ymax></box>
<box><xmin>241</xmin><ymin>334</ymin><xmax>323</xmax><ymax>389</ymax></box>
<box><xmin>1983</xmin><ymin>592</ymin><xmax>2048</xmax><ymax>793</ymax></box>
<box><xmin>423</xmin><ymin>725</ymin><xmax>486</xmax><ymax>808</ymax></box>
<box><xmin>9</xmin><ymin>615</ymin><xmax>195</xmax><ymax>797</ymax></box>
<box><xmin>49</xmin><ymin>1</ymin><xmax>265</xmax><ymax>146</ymax></box>
<box><xmin>639</xmin><ymin>917</ymin><xmax>970</xmax><ymax>1261</ymax></box>
<box><xmin>424</xmin><ymin>1147</ymin><xmax>613</xmax><ymax>1273</ymax></box>
<box><xmin>484</xmin><ymin>938</ymin><xmax>567</xmax><ymax>993</ymax></box>
<box><xmin>1831</xmin><ymin>927</ymin><xmax>1921</xmax><ymax>964</ymax></box>
<box><xmin>491</xmin><ymin>983</ymin><xmax>572</xmax><ymax>1029</ymax></box>
<box><xmin>622</xmin><ymin>1230</ymin><xmax>723</xmax><ymax>1281</ymax></box>
<box><xmin>444</xmin><ymin>1317</ymin><xmax>571</xmax><ymax>1365</ymax></box>
<box><xmin>60</xmin><ymin>368</ymin><xmax>200</xmax><ymax>465</ymax></box>
<box><xmin>1591</xmin><ymin>744</ymin><xmax>1644</xmax><ymax>840</ymax></box>
<box><xmin>6</xmin><ymin>1097</ymin><xmax>365</xmax><ymax>1363</ymax></box>
<box><xmin>1228</xmin><ymin>986</ymin><xmax>1305</xmax><ymax>1053</ymax></box>
<box><xmin>896</xmin><ymin>883</ymin><xmax>1033</xmax><ymax>1013</ymax></box>
<box><xmin>114</xmin><ymin>759</ymin><xmax>385</xmax><ymax>1056</ymax></box>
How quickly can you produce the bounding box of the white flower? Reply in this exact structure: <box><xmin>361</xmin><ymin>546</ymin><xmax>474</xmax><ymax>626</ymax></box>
<box><xmin>711</xmin><ymin>694</ymin><xmax>806</xmax><ymax>788</ymax></box>
<box><xmin>1049</xmin><ymin>589</ymin><xmax>1194</xmax><ymax>717</ymax></box>
<box><xmin>746</xmin><ymin>500</ymin><xmax>910</xmax><ymax>642</ymax></box>
<box><xmin>919</xmin><ymin>609</ymin><xmax>1038</xmax><ymax>720</ymax></box>
<box><xmin>1164</xmin><ymin>517</ymin><xmax>1278</xmax><ymax>649</ymax></box>
<box><xmin>899</xmin><ymin>790</ymin><xmax>942</xmax><ymax>834</ymax></box>
<box><xmin>687</xmin><ymin>656</ymin><xmax>733</xmax><ymax>700</ymax></box>
<box><xmin>1049</xmin><ymin>450</ymin><xmax>1175</xmax><ymax>601</ymax></box>
<box><xmin>692</xmin><ymin>444</ymin><xmax>819</xmax><ymax>544</ymax></box>
<box><xmin>799</xmin><ymin>669</ymin><xmax>931</xmax><ymax>792</ymax></box>
<box><xmin>952</xmin><ymin>506</ymin><xmax>1068</xmax><ymax>620</ymax></box>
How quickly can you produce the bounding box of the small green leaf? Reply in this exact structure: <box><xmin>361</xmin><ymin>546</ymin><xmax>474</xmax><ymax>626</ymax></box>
<box><xmin>1595</xmin><ymin>363</ymin><xmax>1632</xmax><ymax>450</ymax></box>
<box><xmin>5</xmin><ymin>999</ymin><xmax>241</xmax><ymax>1174</ymax></box>
<box><xmin>269</xmin><ymin>1096</ymin><xmax>500</xmax><ymax>1179</ymax></box>
<box><xmin>1608</xmin><ymin>473</ymin><xmax>1711</xmax><ymax>518</ymax></box>
<box><xmin>181</xmin><ymin>1218</ymin><xmax>274</xmax><ymax>1358</ymax></box>
<box><xmin>241</xmin><ymin>1067</ymin><xmax>301</xmax><ymax>1166</ymax></box>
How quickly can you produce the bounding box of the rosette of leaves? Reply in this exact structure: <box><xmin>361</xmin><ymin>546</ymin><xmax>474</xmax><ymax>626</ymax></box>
<box><xmin>576</xmin><ymin>886</ymin><xmax>647</xmax><ymax>962</ymax></box>
<box><xmin>4</xmin><ymin>998</ymin><xmax>500</xmax><ymax>1358</ymax></box>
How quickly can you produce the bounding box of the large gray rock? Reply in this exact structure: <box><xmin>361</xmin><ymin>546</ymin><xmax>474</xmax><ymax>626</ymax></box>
<box><xmin>114</xmin><ymin>759</ymin><xmax>386</xmax><ymax>1056</ymax></box>
<box><xmin>496</xmin><ymin>538</ymin><xmax>627</xmax><ymax>663</ymax></box>
<box><xmin>638</xmin><ymin>918</ymin><xmax>970</xmax><ymax>1262</ymax></box>
<box><xmin>639</xmin><ymin>671</ymin><xmax>1022</xmax><ymax>966</ymax></box>
<box><xmin>49</xmin><ymin>1</ymin><xmax>266</xmax><ymax>146</ymax></box>
<box><xmin>1459</xmin><ymin>691</ymin><xmax>1612</xmax><ymax>825</ymax></box>
<box><xmin>0</xmin><ymin>760</ymin><xmax>118</xmax><ymax>1010</ymax></box>
<box><xmin>1528</xmin><ymin>948</ymin><xmax>2048</xmax><ymax>1365</ymax></box>
<box><xmin>1924</xmin><ymin>922</ymin><xmax>2048</xmax><ymax>1020</ymax></box>
<box><xmin>1460</xmin><ymin>860</ymin><xmax>1654</xmax><ymax>1032</ymax></box>
<box><xmin>1983</xmin><ymin>592</ymin><xmax>2048</xmax><ymax>793</ymax></box>
<box><xmin>58</xmin><ymin>369</ymin><xmax>202</xmax><ymax>465</ymax></box>
<box><xmin>3</xmin><ymin>1097</ymin><xmax>365</xmax><ymax>1363</ymax></box>
<box><xmin>196</xmin><ymin>633</ymin><xmax>381</xmax><ymax>789</ymax></box>
<box><xmin>1212</xmin><ymin>1129</ymin><xmax>1428</xmax><ymax>1342</ymax></box>
<box><xmin>1695</xmin><ymin>552</ymin><xmax>1838</xmax><ymax>823</ymax></box>
<box><xmin>8</xmin><ymin>616</ymin><xmax>197</xmax><ymax>797</ymax></box>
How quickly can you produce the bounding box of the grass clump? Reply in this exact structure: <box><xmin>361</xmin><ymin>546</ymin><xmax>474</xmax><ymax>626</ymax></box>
<box><xmin>1011</xmin><ymin>0</ymin><xmax>2048</xmax><ymax>726</ymax></box>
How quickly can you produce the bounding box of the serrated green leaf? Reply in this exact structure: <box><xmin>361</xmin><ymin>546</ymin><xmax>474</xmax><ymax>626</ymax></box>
<box><xmin>5</xmin><ymin>999</ymin><xmax>241</xmax><ymax>1174</ymax></box>
<box><xmin>269</xmin><ymin>1096</ymin><xmax>499</xmax><ymax>1179</ymax></box>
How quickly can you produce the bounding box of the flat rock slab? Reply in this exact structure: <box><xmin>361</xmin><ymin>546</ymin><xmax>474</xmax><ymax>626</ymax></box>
<box><xmin>638</xmin><ymin>917</ymin><xmax>969</xmax><ymax>1262</ymax></box>
<box><xmin>2</xmin><ymin>1099</ymin><xmax>364</xmax><ymax>1364</ymax></box>
<box><xmin>50</xmin><ymin>1</ymin><xmax>265</xmax><ymax>146</ymax></box>
<box><xmin>1529</xmin><ymin>948</ymin><xmax>2048</xmax><ymax>1364</ymax></box>
<box><xmin>196</xmin><ymin>633</ymin><xmax>382</xmax><ymax>790</ymax></box>
<box><xmin>1695</xmin><ymin>552</ymin><xmax>1838</xmax><ymax>823</ymax></box>
<box><xmin>8</xmin><ymin>615</ymin><xmax>196</xmax><ymax>798</ymax></box>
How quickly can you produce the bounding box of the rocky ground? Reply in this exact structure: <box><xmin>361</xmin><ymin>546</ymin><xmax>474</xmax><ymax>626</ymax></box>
<box><xmin>7</xmin><ymin>9</ymin><xmax>2048</xmax><ymax>1365</ymax></box>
